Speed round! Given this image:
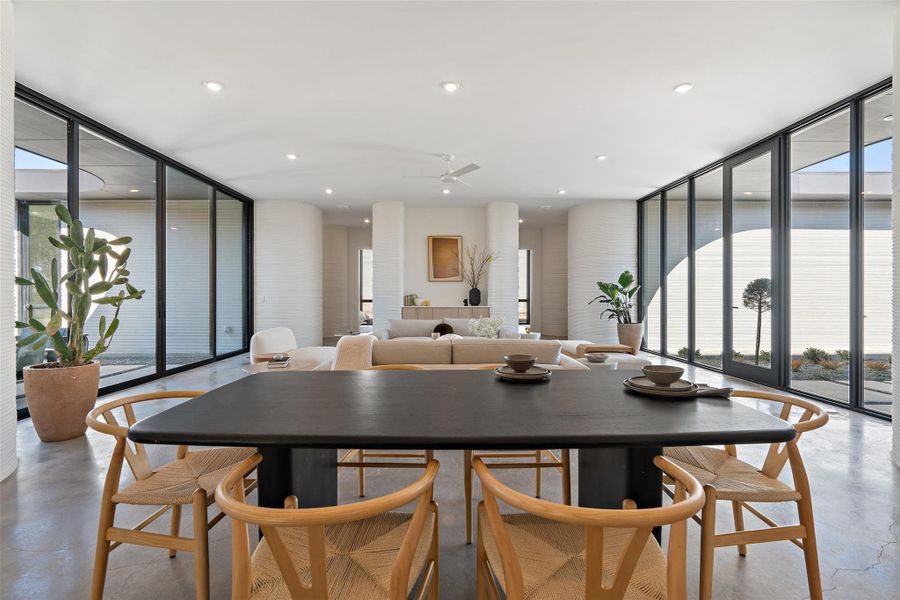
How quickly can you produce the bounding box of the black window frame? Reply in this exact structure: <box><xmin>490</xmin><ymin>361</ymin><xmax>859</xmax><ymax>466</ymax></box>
<box><xmin>636</xmin><ymin>77</ymin><xmax>892</xmax><ymax>421</ymax></box>
<box><xmin>14</xmin><ymin>84</ymin><xmax>255</xmax><ymax>419</ymax></box>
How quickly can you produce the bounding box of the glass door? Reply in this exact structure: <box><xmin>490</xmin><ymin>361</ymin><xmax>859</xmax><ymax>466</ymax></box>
<box><xmin>724</xmin><ymin>141</ymin><xmax>781</xmax><ymax>386</ymax></box>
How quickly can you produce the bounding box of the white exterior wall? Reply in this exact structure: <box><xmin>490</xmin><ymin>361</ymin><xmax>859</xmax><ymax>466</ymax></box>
<box><xmin>372</xmin><ymin>202</ymin><xmax>404</xmax><ymax>331</ymax></box>
<box><xmin>486</xmin><ymin>202</ymin><xmax>519</xmax><ymax>329</ymax></box>
<box><xmin>568</xmin><ymin>202</ymin><xmax>638</xmax><ymax>342</ymax></box>
<box><xmin>1</xmin><ymin>0</ymin><xmax>16</xmax><ymax>480</ymax></box>
<box><xmin>254</xmin><ymin>201</ymin><xmax>322</xmax><ymax>347</ymax></box>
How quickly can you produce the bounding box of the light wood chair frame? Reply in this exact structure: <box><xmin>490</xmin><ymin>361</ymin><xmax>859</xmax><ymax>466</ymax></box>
<box><xmin>474</xmin><ymin>455</ymin><xmax>705</xmax><ymax>600</ymax></box>
<box><xmin>86</xmin><ymin>390</ymin><xmax>257</xmax><ymax>600</ymax></box>
<box><xmin>338</xmin><ymin>365</ymin><xmax>434</xmax><ymax>497</ymax></box>
<box><xmin>663</xmin><ymin>390</ymin><xmax>829</xmax><ymax>600</ymax></box>
<box><xmin>216</xmin><ymin>454</ymin><xmax>441</xmax><ymax>600</ymax></box>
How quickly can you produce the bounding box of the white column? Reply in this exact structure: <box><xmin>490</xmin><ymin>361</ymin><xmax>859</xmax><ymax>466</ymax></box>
<box><xmin>0</xmin><ymin>0</ymin><xmax>16</xmax><ymax>480</ymax></box>
<box><xmin>254</xmin><ymin>201</ymin><xmax>323</xmax><ymax>348</ymax></box>
<box><xmin>486</xmin><ymin>202</ymin><xmax>519</xmax><ymax>328</ymax></box>
<box><xmin>891</xmin><ymin>4</ymin><xmax>900</xmax><ymax>466</ymax></box>
<box><xmin>568</xmin><ymin>202</ymin><xmax>638</xmax><ymax>342</ymax></box>
<box><xmin>372</xmin><ymin>202</ymin><xmax>404</xmax><ymax>330</ymax></box>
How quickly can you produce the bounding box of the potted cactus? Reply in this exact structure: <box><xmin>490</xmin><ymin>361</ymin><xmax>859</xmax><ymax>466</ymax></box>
<box><xmin>15</xmin><ymin>204</ymin><xmax>144</xmax><ymax>442</ymax></box>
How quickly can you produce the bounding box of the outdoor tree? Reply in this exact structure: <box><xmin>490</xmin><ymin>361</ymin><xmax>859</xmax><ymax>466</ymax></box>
<box><xmin>742</xmin><ymin>277</ymin><xmax>771</xmax><ymax>365</ymax></box>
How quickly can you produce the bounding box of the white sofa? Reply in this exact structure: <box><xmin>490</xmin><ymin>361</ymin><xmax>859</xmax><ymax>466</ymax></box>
<box><xmin>372</xmin><ymin>318</ymin><xmax>519</xmax><ymax>340</ymax></box>
<box><xmin>328</xmin><ymin>336</ymin><xmax>587</xmax><ymax>370</ymax></box>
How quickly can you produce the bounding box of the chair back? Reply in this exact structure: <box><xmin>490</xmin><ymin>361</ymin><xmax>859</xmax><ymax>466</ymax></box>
<box><xmin>86</xmin><ymin>390</ymin><xmax>204</xmax><ymax>481</ymax></box>
<box><xmin>216</xmin><ymin>455</ymin><xmax>439</xmax><ymax>600</ymax></box>
<box><xmin>250</xmin><ymin>327</ymin><xmax>298</xmax><ymax>363</ymax></box>
<box><xmin>474</xmin><ymin>456</ymin><xmax>704</xmax><ymax>600</ymax></box>
<box><xmin>730</xmin><ymin>390</ymin><xmax>828</xmax><ymax>478</ymax></box>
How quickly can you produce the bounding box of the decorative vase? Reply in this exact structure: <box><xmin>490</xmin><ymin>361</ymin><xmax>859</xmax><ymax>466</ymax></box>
<box><xmin>468</xmin><ymin>287</ymin><xmax>481</xmax><ymax>306</ymax></box>
<box><xmin>23</xmin><ymin>361</ymin><xmax>100</xmax><ymax>442</ymax></box>
<box><xmin>617</xmin><ymin>322</ymin><xmax>644</xmax><ymax>354</ymax></box>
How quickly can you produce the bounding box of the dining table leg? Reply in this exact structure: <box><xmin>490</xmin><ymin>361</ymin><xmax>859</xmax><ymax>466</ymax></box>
<box><xmin>257</xmin><ymin>447</ymin><xmax>337</xmax><ymax>508</ymax></box>
<box><xmin>578</xmin><ymin>446</ymin><xmax>663</xmax><ymax>540</ymax></box>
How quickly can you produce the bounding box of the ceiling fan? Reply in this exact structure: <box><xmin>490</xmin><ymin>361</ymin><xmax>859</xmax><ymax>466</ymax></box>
<box><xmin>405</xmin><ymin>154</ymin><xmax>480</xmax><ymax>186</ymax></box>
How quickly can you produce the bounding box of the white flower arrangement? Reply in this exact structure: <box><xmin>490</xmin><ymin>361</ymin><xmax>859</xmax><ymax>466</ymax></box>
<box><xmin>469</xmin><ymin>317</ymin><xmax>505</xmax><ymax>339</ymax></box>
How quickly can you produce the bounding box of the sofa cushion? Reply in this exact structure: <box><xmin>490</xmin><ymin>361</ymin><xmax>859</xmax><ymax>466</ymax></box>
<box><xmin>373</xmin><ymin>338</ymin><xmax>452</xmax><ymax>365</ymax></box>
<box><xmin>387</xmin><ymin>319</ymin><xmax>441</xmax><ymax>339</ymax></box>
<box><xmin>442</xmin><ymin>318</ymin><xmax>475</xmax><ymax>336</ymax></box>
<box><xmin>451</xmin><ymin>338</ymin><xmax>562</xmax><ymax>365</ymax></box>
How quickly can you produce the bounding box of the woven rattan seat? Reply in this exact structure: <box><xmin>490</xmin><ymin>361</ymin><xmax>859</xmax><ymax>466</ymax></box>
<box><xmin>664</xmin><ymin>446</ymin><xmax>801</xmax><ymax>503</ymax></box>
<box><xmin>480</xmin><ymin>512</ymin><xmax>667</xmax><ymax>600</ymax></box>
<box><xmin>249</xmin><ymin>511</ymin><xmax>435</xmax><ymax>600</ymax></box>
<box><xmin>113</xmin><ymin>446</ymin><xmax>256</xmax><ymax>505</ymax></box>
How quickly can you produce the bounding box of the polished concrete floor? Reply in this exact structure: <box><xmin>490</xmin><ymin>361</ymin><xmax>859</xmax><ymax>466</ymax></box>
<box><xmin>1</xmin><ymin>354</ymin><xmax>897</xmax><ymax>599</ymax></box>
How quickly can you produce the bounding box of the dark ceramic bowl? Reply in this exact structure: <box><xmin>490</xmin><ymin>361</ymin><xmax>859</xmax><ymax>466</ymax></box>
<box><xmin>504</xmin><ymin>354</ymin><xmax>536</xmax><ymax>373</ymax></box>
<box><xmin>641</xmin><ymin>365</ymin><xmax>685</xmax><ymax>386</ymax></box>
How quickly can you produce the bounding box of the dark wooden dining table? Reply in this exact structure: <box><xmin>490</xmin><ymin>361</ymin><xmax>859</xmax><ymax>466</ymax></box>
<box><xmin>129</xmin><ymin>369</ymin><xmax>794</xmax><ymax>514</ymax></box>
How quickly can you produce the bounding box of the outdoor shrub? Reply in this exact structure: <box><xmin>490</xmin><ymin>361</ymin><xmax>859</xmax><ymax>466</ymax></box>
<box><xmin>759</xmin><ymin>350</ymin><xmax>771</xmax><ymax>363</ymax></box>
<box><xmin>864</xmin><ymin>360</ymin><xmax>891</xmax><ymax>372</ymax></box>
<box><xmin>732</xmin><ymin>350</ymin><xmax>744</xmax><ymax>361</ymax></box>
<box><xmin>835</xmin><ymin>349</ymin><xmax>851</xmax><ymax>361</ymax></box>
<box><xmin>819</xmin><ymin>359</ymin><xmax>841</xmax><ymax>370</ymax></box>
<box><xmin>791</xmin><ymin>359</ymin><xmax>805</xmax><ymax>372</ymax></box>
<box><xmin>676</xmin><ymin>346</ymin><xmax>689</xmax><ymax>358</ymax></box>
<box><xmin>803</xmin><ymin>347</ymin><xmax>831</xmax><ymax>364</ymax></box>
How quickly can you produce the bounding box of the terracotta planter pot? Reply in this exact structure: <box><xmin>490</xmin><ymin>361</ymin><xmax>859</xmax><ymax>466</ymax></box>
<box><xmin>23</xmin><ymin>362</ymin><xmax>100</xmax><ymax>442</ymax></box>
<box><xmin>617</xmin><ymin>322</ymin><xmax>644</xmax><ymax>354</ymax></box>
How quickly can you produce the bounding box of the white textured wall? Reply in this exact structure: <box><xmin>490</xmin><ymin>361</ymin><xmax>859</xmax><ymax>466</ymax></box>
<box><xmin>372</xmin><ymin>202</ymin><xmax>404</xmax><ymax>330</ymax></box>
<box><xmin>322</xmin><ymin>224</ymin><xmax>349</xmax><ymax>339</ymax></box>
<box><xmin>254</xmin><ymin>202</ymin><xmax>322</xmax><ymax>347</ymax></box>
<box><xmin>405</xmin><ymin>207</ymin><xmax>487</xmax><ymax>307</ymax></box>
<box><xmin>486</xmin><ymin>202</ymin><xmax>519</xmax><ymax>328</ymax></box>
<box><xmin>541</xmin><ymin>224</ymin><xmax>568</xmax><ymax>338</ymax></box>
<box><xmin>519</xmin><ymin>228</ymin><xmax>542</xmax><ymax>331</ymax></box>
<box><xmin>892</xmin><ymin>4</ymin><xmax>899</xmax><ymax>467</ymax></box>
<box><xmin>0</xmin><ymin>0</ymin><xmax>16</xmax><ymax>480</ymax></box>
<box><xmin>568</xmin><ymin>202</ymin><xmax>638</xmax><ymax>342</ymax></box>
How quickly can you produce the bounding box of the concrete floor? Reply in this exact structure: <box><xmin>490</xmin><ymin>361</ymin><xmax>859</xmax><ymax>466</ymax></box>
<box><xmin>1</xmin><ymin>354</ymin><xmax>897</xmax><ymax>599</ymax></box>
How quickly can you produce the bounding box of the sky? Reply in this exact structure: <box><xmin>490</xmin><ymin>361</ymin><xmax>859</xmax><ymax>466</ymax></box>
<box><xmin>800</xmin><ymin>138</ymin><xmax>892</xmax><ymax>173</ymax></box>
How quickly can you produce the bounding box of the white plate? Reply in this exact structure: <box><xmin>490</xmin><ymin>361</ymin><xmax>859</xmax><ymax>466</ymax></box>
<box><xmin>626</xmin><ymin>375</ymin><xmax>695</xmax><ymax>391</ymax></box>
<box><xmin>495</xmin><ymin>366</ymin><xmax>551</xmax><ymax>382</ymax></box>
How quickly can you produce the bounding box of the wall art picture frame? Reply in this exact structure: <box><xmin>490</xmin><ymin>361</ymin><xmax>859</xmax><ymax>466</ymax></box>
<box><xmin>427</xmin><ymin>235</ymin><xmax>463</xmax><ymax>282</ymax></box>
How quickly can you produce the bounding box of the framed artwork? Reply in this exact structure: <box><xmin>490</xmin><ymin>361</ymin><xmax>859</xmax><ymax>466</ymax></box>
<box><xmin>428</xmin><ymin>235</ymin><xmax>463</xmax><ymax>282</ymax></box>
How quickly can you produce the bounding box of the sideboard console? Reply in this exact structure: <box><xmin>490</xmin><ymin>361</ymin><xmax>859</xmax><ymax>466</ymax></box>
<box><xmin>400</xmin><ymin>306</ymin><xmax>490</xmax><ymax>319</ymax></box>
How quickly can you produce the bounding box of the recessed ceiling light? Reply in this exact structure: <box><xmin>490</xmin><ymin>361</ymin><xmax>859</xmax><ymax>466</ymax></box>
<box><xmin>884</xmin><ymin>114</ymin><xmax>894</xmax><ymax>122</ymax></box>
<box><xmin>337</xmin><ymin>204</ymin><xmax>350</xmax><ymax>210</ymax></box>
<box><xmin>539</xmin><ymin>205</ymin><xmax>552</xmax><ymax>210</ymax></box>
<box><xmin>325</xmin><ymin>188</ymin><xmax>334</xmax><ymax>195</ymax></box>
<box><xmin>673</xmin><ymin>82</ymin><xmax>694</xmax><ymax>94</ymax></box>
<box><xmin>129</xmin><ymin>189</ymin><xmax>139</xmax><ymax>193</ymax></box>
<box><xmin>364</xmin><ymin>218</ymin><xmax>370</xmax><ymax>224</ymax></box>
<box><xmin>203</xmin><ymin>81</ymin><xmax>224</xmax><ymax>93</ymax></box>
<box><xmin>595</xmin><ymin>154</ymin><xmax>608</xmax><ymax>161</ymax></box>
<box><xmin>440</xmin><ymin>81</ymin><xmax>461</xmax><ymax>93</ymax></box>
<box><xmin>518</xmin><ymin>218</ymin><xmax>524</xmax><ymax>224</ymax></box>
<box><xmin>743</xmin><ymin>191</ymin><xmax>753</xmax><ymax>196</ymax></box>
<box><xmin>285</xmin><ymin>153</ymin><xmax>298</xmax><ymax>161</ymax></box>
<box><xmin>558</xmin><ymin>189</ymin><xmax>567</xmax><ymax>195</ymax></box>
<box><xmin>442</xmin><ymin>188</ymin><xmax>451</xmax><ymax>195</ymax></box>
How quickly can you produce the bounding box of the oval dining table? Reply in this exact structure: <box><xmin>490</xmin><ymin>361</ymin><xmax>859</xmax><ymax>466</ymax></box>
<box><xmin>129</xmin><ymin>368</ymin><xmax>794</xmax><ymax>526</ymax></box>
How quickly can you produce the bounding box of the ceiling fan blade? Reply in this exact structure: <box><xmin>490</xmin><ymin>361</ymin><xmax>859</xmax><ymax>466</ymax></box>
<box><xmin>448</xmin><ymin>163</ymin><xmax>480</xmax><ymax>178</ymax></box>
<box><xmin>454</xmin><ymin>178</ymin><xmax>471</xmax><ymax>187</ymax></box>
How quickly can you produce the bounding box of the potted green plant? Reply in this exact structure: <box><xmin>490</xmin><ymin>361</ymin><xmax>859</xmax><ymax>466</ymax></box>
<box><xmin>588</xmin><ymin>270</ymin><xmax>643</xmax><ymax>351</ymax></box>
<box><xmin>15</xmin><ymin>204</ymin><xmax>144</xmax><ymax>442</ymax></box>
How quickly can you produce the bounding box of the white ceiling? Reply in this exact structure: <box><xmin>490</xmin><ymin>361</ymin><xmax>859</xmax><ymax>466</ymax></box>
<box><xmin>12</xmin><ymin>1</ymin><xmax>894</xmax><ymax>226</ymax></box>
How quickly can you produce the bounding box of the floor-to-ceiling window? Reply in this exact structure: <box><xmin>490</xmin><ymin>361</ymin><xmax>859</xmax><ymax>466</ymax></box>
<box><xmin>694</xmin><ymin>168</ymin><xmax>723</xmax><ymax>368</ymax></box>
<box><xmin>862</xmin><ymin>89</ymin><xmax>893</xmax><ymax>415</ymax></box>
<box><xmin>518</xmin><ymin>249</ymin><xmax>531</xmax><ymax>325</ymax></box>
<box><xmin>637</xmin><ymin>79</ymin><xmax>892</xmax><ymax>419</ymax></box>
<box><xmin>641</xmin><ymin>196</ymin><xmax>661</xmax><ymax>352</ymax></box>
<box><xmin>789</xmin><ymin>109</ymin><xmax>851</xmax><ymax>403</ymax></box>
<box><xmin>12</xmin><ymin>87</ymin><xmax>253</xmax><ymax>415</ymax></box>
